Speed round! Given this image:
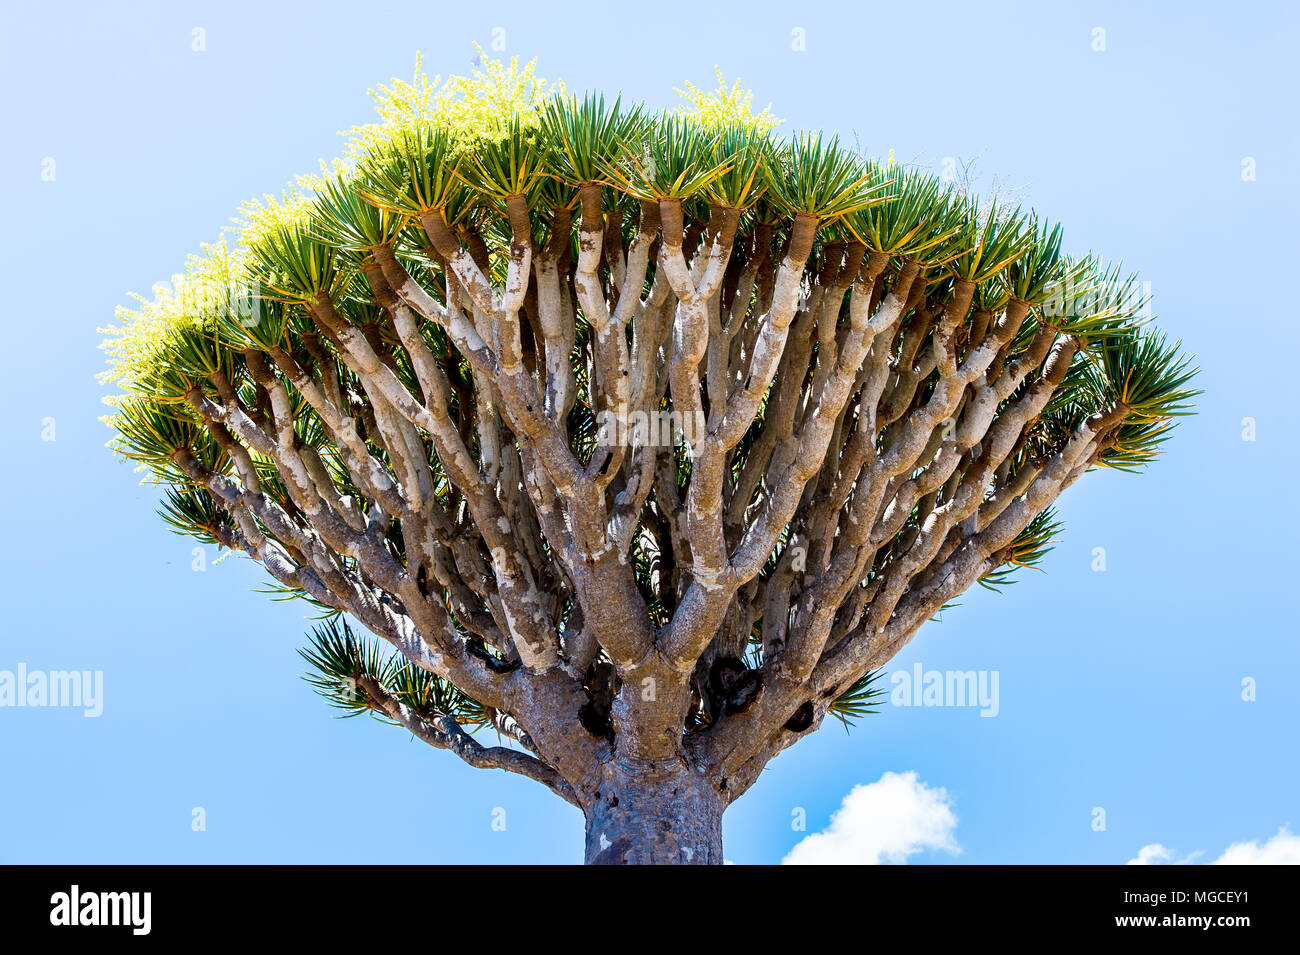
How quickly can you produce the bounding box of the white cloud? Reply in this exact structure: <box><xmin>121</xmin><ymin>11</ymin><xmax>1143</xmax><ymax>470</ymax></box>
<box><xmin>1126</xmin><ymin>844</ymin><xmax>1202</xmax><ymax>865</ymax></box>
<box><xmin>1127</xmin><ymin>826</ymin><xmax>1299</xmax><ymax>865</ymax></box>
<box><xmin>1213</xmin><ymin>827</ymin><xmax>1300</xmax><ymax>865</ymax></box>
<box><xmin>783</xmin><ymin>770</ymin><xmax>959</xmax><ymax>865</ymax></box>
<box><xmin>1128</xmin><ymin>844</ymin><xmax>1176</xmax><ymax>865</ymax></box>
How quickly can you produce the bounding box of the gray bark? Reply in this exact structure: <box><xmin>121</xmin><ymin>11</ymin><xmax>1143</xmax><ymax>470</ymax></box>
<box><xmin>584</xmin><ymin>763</ymin><xmax>724</xmax><ymax>865</ymax></box>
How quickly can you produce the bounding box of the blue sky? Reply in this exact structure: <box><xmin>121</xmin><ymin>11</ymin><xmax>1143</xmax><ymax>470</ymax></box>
<box><xmin>1</xmin><ymin>0</ymin><xmax>1296</xmax><ymax>864</ymax></box>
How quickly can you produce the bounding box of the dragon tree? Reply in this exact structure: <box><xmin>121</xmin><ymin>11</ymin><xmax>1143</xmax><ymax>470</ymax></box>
<box><xmin>102</xmin><ymin>57</ymin><xmax>1197</xmax><ymax>864</ymax></box>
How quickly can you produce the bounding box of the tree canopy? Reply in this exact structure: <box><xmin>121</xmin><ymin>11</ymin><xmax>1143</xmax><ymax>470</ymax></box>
<box><xmin>101</xmin><ymin>53</ymin><xmax>1197</xmax><ymax>862</ymax></box>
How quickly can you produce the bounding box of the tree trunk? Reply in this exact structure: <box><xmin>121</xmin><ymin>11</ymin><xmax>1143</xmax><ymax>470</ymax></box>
<box><xmin>583</xmin><ymin>763</ymin><xmax>725</xmax><ymax>865</ymax></box>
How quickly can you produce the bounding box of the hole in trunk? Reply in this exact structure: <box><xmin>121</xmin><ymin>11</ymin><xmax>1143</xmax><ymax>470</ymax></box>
<box><xmin>784</xmin><ymin>701</ymin><xmax>814</xmax><ymax>733</ymax></box>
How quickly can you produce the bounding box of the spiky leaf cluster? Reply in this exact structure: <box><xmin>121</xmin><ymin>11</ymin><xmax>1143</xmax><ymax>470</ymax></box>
<box><xmin>100</xmin><ymin>53</ymin><xmax>1198</xmax><ymax>804</ymax></box>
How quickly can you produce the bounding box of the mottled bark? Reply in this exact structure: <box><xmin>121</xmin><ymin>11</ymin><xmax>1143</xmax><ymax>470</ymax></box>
<box><xmin>584</xmin><ymin>763</ymin><xmax>724</xmax><ymax>865</ymax></box>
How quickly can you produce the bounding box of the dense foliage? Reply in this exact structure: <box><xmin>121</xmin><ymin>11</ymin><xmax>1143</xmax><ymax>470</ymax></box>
<box><xmin>101</xmin><ymin>55</ymin><xmax>1197</xmax><ymax>853</ymax></box>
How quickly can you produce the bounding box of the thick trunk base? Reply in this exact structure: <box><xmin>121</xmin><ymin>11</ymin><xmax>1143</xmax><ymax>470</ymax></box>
<box><xmin>583</xmin><ymin>766</ymin><xmax>724</xmax><ymax>865</ymax></box>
